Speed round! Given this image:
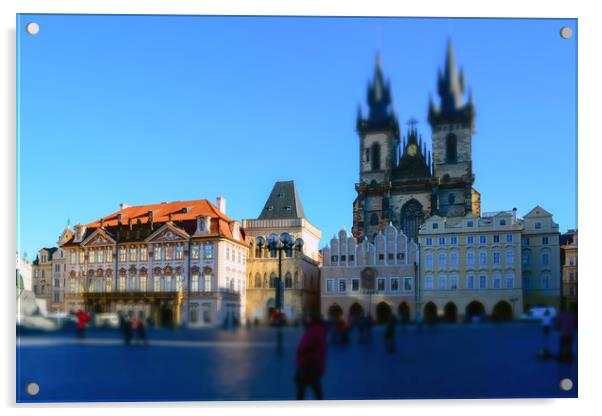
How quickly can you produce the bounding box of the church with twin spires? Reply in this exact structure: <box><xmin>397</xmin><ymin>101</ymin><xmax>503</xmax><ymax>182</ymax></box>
<box><xmin>352</xmin><ymin>41</ymin><xmax>481</xmax><ymax>242</ymax></box>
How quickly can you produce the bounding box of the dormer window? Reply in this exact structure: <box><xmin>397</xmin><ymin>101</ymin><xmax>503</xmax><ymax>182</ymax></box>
<box><xmin>535</xmin><ymin>222</ymin><xmax>542</xmax><ymax>229</ymax></box>
<box><xmin>283</xmin><ymin>206</ymin><xmax>291</xmax><ymax>211</ymax></box>
<box><xmin>432</xmin><ymin>223</ymin><xmax>439</xmax><ymax>230</ymax></box>
<box><xmin>196</xmin><ymin>216</ymin><xmax>211</xmax><ymax>234</ymax></box>
<box><xmin>500</xmin><ymin>219</ymin><xmax>507</xmax><ymax>226</ymax></box>
<box><xmin>267</xmin><ymin>206</ymin><xmax>273</xmax><ymax>211</ymax></box>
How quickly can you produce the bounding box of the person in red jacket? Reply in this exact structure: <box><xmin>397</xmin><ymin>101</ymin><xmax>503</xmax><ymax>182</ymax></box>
<box><xmin>74</xmin><ymin>310</ymin><xmax>92</xmax><ymax>338</ymax></box>
<box><xmin>295</xmin><ymin>312</ymin><xmax>327</xmax><ymax>400</ymax></box>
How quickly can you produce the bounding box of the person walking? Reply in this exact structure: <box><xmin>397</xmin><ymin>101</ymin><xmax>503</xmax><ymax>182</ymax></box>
<box><xmin>120</xmin><ymin>312</ymin><xmax>133</xmax><ymax>346</ymax></box>
<box><xmin>137</xmin><ymin>318</ymin><xmax>148</xmax><ymax>345</ymax></box>
<box><xmin>385</xmin><ymin>314</ymin><xmax>397</xmax><ymax>353</ymax></box>
<box><xmin>556</xmin><ymin>307</ymin><xmax>577</xmax><ymax>363</ymax></box>
<box><xmin>539</xmin><ymin>308</ymin><xmax>554</xmax><ymax>358</ymax></box>
<box><xmin>295</xmin><ymin>312</ymin><xmax>327</xmax><ymax>400</ymax></box>
<box><xmin>74</xmin><ymin>310</ymin><xmax>91</xmax><ymax>339</ymax></box>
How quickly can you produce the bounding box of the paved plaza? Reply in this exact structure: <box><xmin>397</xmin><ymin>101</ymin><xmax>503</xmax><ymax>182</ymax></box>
<box><xmin>16</xmin><ymin>322</ymin><xmax>577</xmax><ymax>402</ymax></box>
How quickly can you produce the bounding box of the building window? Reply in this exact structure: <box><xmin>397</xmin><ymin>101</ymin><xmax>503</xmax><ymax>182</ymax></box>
<box><xmin>438</xmin><ymin>253</ymin><xmax>446</xmax><ymax>267</ymax></box>
<box><xmin>542</xmin><ymin>274</ymin><xmax>550</xmax><ymax>289</ymax></box>
<box><xmin>438</xmin><ymin>275</ymin><xmax>446</xmax><ymax>290</ymax></box>
<box><xmin>226</xmin><ymin>247</ymin><xmax>230</xmax><ymax>261</ymax></box>
<box><xmin>98</xmin><ymin>250</ymin><xmax>104</xmax><ymax>263</ymax></box>
<box><xmin>505</xmin><ymin>274</ymin><xmax>514</xmax><ymax>289</ymax></box>
<box><xmin>466</xmin><ymin>251</ymin><xmax>475</xmax><ymax>266</ymax></box>
<box><xmin>119</xmin><ymin>277</ymin><xmax>125</xmax><ymax>292</ymax></box>
<box><xmin>535</xmin><ymin>222</ymin><xmax>542</xmax><ymax>229</ymax></box>
<box><xmin>175</xmin><ymin>246</ymin><xmax>184</xmax><ymax>260</ymax></box>
<box><xmin>351</xmin><ymin>278</ymin><xmax>360</xmax><ymax>292</ymax></box>
<box><xmin>425</xmin><ymin>276</ymin><xmax>434</xmax><ymax>290</ymax></box>
<box><xmin>506</xmin><ymin>234</ymin><xmax>513</xmax><ymax>243</ymax></box>
<box><xmin>493</xmin><ymin>252</ymin><xmax>501</xmax><ymax>265</ymax></box>
<box><xmin>450</xmin><ymin>252</ymin><xmax>459</xmax><ymax>267</ymax></box>
<box><xmin>446</xmin><ymin>134</ymin><xmax>458</xmax><ymax>162</ymax></box>
<box><xmin>541</xmin><ymin>252</ymin><xmax>550</xmax><ymax>266</ymax></box>
<box><xmin>349</xmin><ymin>254</ymin><xmax>355</xmax><ymax>262</ymax></box>
<box><xmin>285</xmin><ymin>273</ymin><xmax>293</xmax><ymax>289</ymax></box>
<box><xmin>479</xmin><ymin>275</ymin><xmax>487</xmax><ymax>289</ymax></box>
<box><xmin>506</xmin><ymin>250</ymin><xmax>514</xmax><ymax>265</ymax></box>
<box><xmin>542</xmin><ymin>237</ymin><xmax>549</xmax><ymax>245</ymax></box>
<box><xmin>466</xmin><ymin>275</ymin><xmax>475</xmax><ymax>289</ymax></box>
<box><xmin>202</xmin><ymin>303</ymin><xmax>211</xmax><ymax>323</ymax></box>
<box><xmin>522</xmin><ymin>276</ymin><xmax>531</xmax><ymax>290</ymax></box>
<box><xmin>403</xmin><ymin>277</ymin><xmax>413</xmax><ymax>291</ymax></box>
<box><xmin>204</xmin><ymin>271</ymin><xmax>212</xmax><ymax>292</ymax></box>
<box><xmin>390</xmin><ymin>277</ymin><xmax>400</xmax><ymax>291</ymax></box>
<box><xmin>326</xmin><ymin>279</ymin><xmax>334</xmax><ymax>293</ymax></box>
<box><xmin>426</xmin><ymin>238</ymin><xmax>433</xmax><ymax>246</ymax></box>
<box><xmin>154</xmin><ymin>276</ymin><xmax>161</xmax><ymax>292</ymax></box>
<box><xmin>522</xmin><ymin>252</ymin><xmax>530</xmax><ymax>266</ymax></box>
<box><xmin>522</xmin><ymin>237</ymin><xmax>530</xmax><ymax>246</ymax></box>
<box><xmin>479</xmin><ymin>235</ymin><xmax>487</xmax><ymax>245</ymax></box>
<box><xmin>438</xmin><ymin>237</ymin><xmax>445</xmax><ymax>246</ymax></box>
<box><xmin>396</xmin><ymin>252</ymin><xmax>405</xmax><ymax>261</ymax></box>
<box><xmin>203</xmin><ymin>244</ymin><xmax>214</xmax><ymax>259</ymax></box>
<box><xmin>370</xmin><ymin>213</ymin><xmax>379</xmax><ymax>226</ymax></box>
<box><xmin>479</xmin><ymin>251</ymin><xmax>487</xmax><ymax>266</ymax></box>
<box><xmin>190</xmin><ymin>245</ymin><xmax>200</xmax><ymax>260</ymax></box>
<box><xmin>130</xmin><ymin>247</ymin><xmax>137</xmax><ymax>262</ymax></box>
<box><xmin>450</xmin><ymin>276</ymin><xmax>459</xmax><ymax>290</ymax></box>
<box><xmin>107</xmin><ymin>249</ymin><xmax>113</xmax><ymax>262</ymax></box>
<box><xmin>500</xmin><ymin>219</ymin><xmax>507</xmax><ymax>226</ymax></box>
<box><xmin>189</xmin><ymin>304</ymin><xmax>198</xmax><ymax>323</ymax></box>
<box><xmin>371</xmin><ymin>142</ymin><xmax>381</xmax><ymax>170</ymax></box>
<box><xmin>89</xmin><ymin>251</ymin><xmax>95</xmax><ymax>264</ymax></box>
<box><xmin>338</xmin><ymin>279</ymin><xmax>346</xmax><ymax>292</ymax></box>
<box><xmin>450</xmin><ymin>236</ymin><xmax>458</xmax><ymax>245</ymax></box>
<box><xmin>425</xmin><ymin>254</ymin><xmax>434</xmax><ymax>268</ymax></box>
<box><xmin>377</xmin><ymin>278</ymin><xmax>386</xmax><ymax>292</ymax></box>
<box><xmin>493</xmin><ymin>235</ymin><xmax>500</xmax><ymax>243</ymax></box>
<box><xmin>119</xmin><ymin>248</ymin><xmax>126</xmax><ymax>262</ymax></box>
<box><xmin>140</xmin><ymin>247</ymin><xmax>147</xmax><ymax>262</ymax></box>
<box><xmin>493</xmin><ymin>274</ymin><xmax>502</xmax><ymax>289</ymax></box>
<box><xmin>331</xmin><ymin>255</ymin><xmax>338</xmax><ymax>263</ymax></box>
<box><xmin>154</xmin><ymin>246</ymin><xmax>162</xmax><ymax>261</ymax></box>
<box><xmin>467</xmin><ymin>221</ymin><xmax>474</xmax><ymax>228</ymax></box>
<box><xmin>433</xmin><ymin>223</ymin><xmax>439</xmax><ymax>230</ymax></box>
<box><xmin>140</xmin><ymin>275</ymin><xmax>147</xmax><ymax>292</ymax></box>
<box><xmin>165</xmin><ymin>246</ymin><xmax>173</xmax><ymax>261</ymax></box>
<box><xmin>105</xmin><ymin>277</ymin><xmax>112</xmax><ymax>292</ymax></box>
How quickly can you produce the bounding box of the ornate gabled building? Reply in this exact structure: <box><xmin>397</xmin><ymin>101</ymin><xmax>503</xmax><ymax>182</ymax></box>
<box><xmin>353</xmin><ymin>42</ymin><xmax>480</xmax><ymax>243</ymax></box>
<box><xmin>242</xmin><ymin>181</ymin><xmax>321</xmax><ymax>323</ymax></box>
<box><xmin>61</xmin><ymin>198</ymin><xmax>248</xmax><ymax>327</ymax></box>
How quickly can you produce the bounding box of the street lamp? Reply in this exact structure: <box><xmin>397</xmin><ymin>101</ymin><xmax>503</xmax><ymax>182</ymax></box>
<box><xmin>256</xmin><ymin>232</ymin><xmax>304</xmax><ymax>356</ymax></box>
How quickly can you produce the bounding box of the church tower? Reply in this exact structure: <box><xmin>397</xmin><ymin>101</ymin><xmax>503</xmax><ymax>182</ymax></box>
<box><xmin>352</xmin><ymin>55</ymin><xmax>400</xmax><ymax>241</ymax></box>
<box><xmin>428</xmin><ymin>40</ymin><xmax>479</xmax><ymax>217</ymax></box>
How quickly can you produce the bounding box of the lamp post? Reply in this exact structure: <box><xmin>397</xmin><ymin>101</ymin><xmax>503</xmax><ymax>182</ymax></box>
<box><xmin>256</xmin><ymin>232</ymin><xmax>304</xmax><ymax>357</ymax></box>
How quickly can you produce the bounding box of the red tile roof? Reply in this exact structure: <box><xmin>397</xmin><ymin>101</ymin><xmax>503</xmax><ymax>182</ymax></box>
<box><xmin>87</xmin><ymin>199</ymin><xmax>231</xmax><ymax>228</ymax></box>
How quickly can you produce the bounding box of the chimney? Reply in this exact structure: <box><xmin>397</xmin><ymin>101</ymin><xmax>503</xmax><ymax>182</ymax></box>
<box><xmin>216</xmin><ymin>197</ymin><xmax>226</xmax><ymax>214</ymax></box>
<box><xmin>120</xmin><ymin>203</ymin><xmax>130</xmax><ymax>210</ymax></box>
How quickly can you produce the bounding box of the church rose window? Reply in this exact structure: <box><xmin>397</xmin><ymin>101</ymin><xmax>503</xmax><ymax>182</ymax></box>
<box><xmin>401</xmin><ymin>199</ymin><xmax>424</xmax><ymax>241</ymax></box>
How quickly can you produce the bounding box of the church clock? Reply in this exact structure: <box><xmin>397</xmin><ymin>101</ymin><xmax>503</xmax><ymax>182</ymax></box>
<box><xmin>407</xmin><ymin>143</ymin><xmax>417</xmax><ymax>156</ymax></box>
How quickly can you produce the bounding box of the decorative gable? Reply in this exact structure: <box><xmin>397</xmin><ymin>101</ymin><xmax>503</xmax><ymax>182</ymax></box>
<box><xmin>81</xmin><ymin>228</ymin><xmax>116</xmax><ymax>247</ymax></box>
<box><xmin>145</xmin><ymin>222</ymin><xmax>190</xmax><ymax>243</ymax></box>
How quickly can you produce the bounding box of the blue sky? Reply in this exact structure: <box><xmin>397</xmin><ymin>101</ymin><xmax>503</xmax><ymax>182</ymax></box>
<box><xmin>17</xmin><ymin>15</ymin><xmax>577</xmax><ymax>259</ymax></box>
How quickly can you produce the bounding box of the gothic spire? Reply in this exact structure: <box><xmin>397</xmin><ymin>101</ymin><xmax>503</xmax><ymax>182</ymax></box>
<box><xmin>428</xmin><ymin>39</ymin><xmax>475</xmax><ymax>131</ymax></box>
<box><xmin>357</xmin><ymin>54</ymin><xmax>399</xmax><ymax>134</ymax></box>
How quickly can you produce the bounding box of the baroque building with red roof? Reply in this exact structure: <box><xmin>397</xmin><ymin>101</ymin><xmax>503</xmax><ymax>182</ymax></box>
<box><xmin>60</xmin><ymin>197</ymin><xmax>248</xmax><ymax>327</ymax></box>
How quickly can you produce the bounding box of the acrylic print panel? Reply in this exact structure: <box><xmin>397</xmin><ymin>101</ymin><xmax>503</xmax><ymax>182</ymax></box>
<box><xmin>16</xmin><ymin>14</ymin><xmax>577</xmax><ymax>402</ymax></box>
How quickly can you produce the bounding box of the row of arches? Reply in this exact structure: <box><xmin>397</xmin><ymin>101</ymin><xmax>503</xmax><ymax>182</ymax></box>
<box><xmin>422</xmin><ymin>300</ymin><xmax>513</xmax><ymax>323</ymax></box>
<box><xmin>327</xmin><ymin>301</ymin><xmax>412</xmax><ymax>324</ymax></box>
<box><xmin>326</xmin><ymin>299</ymin><xmax>514</xmax><ymax>324</ymax></box>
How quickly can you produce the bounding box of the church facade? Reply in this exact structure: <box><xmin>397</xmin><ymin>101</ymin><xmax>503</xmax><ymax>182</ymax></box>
<box><xmin>352</xmin><ymin>43</ymin><xmax>480</xmax><ymax>243</ymax></box>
